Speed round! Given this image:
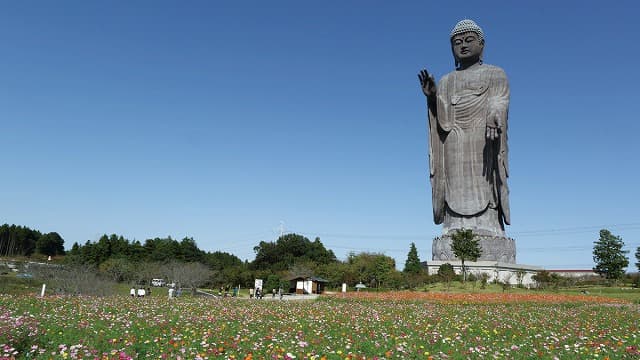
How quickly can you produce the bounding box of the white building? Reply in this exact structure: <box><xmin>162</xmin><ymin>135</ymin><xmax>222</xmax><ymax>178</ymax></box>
<box><xmin>547</xmin><ymin>269</ymin><xmax>598</xmax><ymax>278</ymax></box>
<box><xmin>424</xmin><ymin>260</ymin><xmax>543</xmax><ymax>287</ymax></box>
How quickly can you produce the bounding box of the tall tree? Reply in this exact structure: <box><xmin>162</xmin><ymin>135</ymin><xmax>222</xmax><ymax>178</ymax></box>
<box><xmin>144</xmin><ymin>237</ymin><xmax>181</xmax><ymax>262</ymax></box>
<box><xmin>345</xmin><ymin>252</ymin><xmax>398</xmax><ymax>289</ymax></box>
<box><xmin>593</xmin><ymin>229</ymin><xmax>629</xmax><ymax>280</ymax></box>
<box><xmin>0</xmin><ymin>224</ymin><xmax>41</xmax><ymax>256</ymax></box>
<box><xmin>437</xmin><ymin>263</ymin><xmax>455</xmax><ymax>290</ymax></box>
<box><xmin>635</xmin><ymin>246</ymin><xmax>640</xmax><ymax>272</ymax></box>
<box><xmin>36</xmin><ymin>232</ymin><xmax>66</xmax><ymax>256</ymax></box>
<box><xmin>450</xmin><ymin>229</ymin><xmax>482</xmax><ymax>282</ymax></box>
<box><xmin>178</xmin><ymin>237</ymin><xmax>204</xmax><ymax>262</ymax></box>
<box><xmin>204</xmin><ymin>251</ymin><xmax>243</xmax><ymax>271</ymax></box>
<box><xmin>251</xmin><ymin>234</ymin><xmax>337</xmax><ymax>272</ymax></box>
<box><xmin>403</xmin><ymin>242</ymin><xmax>422</xmax><ymax>274</ymax></box>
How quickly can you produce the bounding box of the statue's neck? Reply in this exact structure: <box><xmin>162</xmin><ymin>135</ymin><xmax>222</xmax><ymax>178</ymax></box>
<box><xmin>458</xmin><ymin>61</ymin><xmax>482</xmax><ymax>71</ymax></box>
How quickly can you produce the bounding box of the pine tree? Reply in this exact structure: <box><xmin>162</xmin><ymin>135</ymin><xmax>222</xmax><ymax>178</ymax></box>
<box><xmin>634</xmin><ymin>246</ymin><xmax>640</xmax><ymax>272</ymax></box>
<box><xmin>593</xmin><ymin>229</ymin><xmax>629</xmax><ymax>280</ymax></box>
<box><xmin>403</xmin><ymin>242</ymin><xmax>422</xmax><ymax>274</ymax></box>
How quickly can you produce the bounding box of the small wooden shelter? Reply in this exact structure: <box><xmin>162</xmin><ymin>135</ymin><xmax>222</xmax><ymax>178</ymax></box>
<box><xmin>288</xmin><ymin>276</ymin><xmax>328</xmax><ymax>294</ymax></box>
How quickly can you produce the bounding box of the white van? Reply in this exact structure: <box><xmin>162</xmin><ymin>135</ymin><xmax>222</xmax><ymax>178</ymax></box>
<box><xmin>151</xmin><ymin>278</ymin><xmax>165</xmax><ymax>287</ymax></box>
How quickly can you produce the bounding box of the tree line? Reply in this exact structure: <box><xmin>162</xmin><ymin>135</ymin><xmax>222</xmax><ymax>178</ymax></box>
<box><xmin>9</xmin><ymin>227</ymin><xmax>431</xmax><ymax>291</ymax></box>
<box><xmin>0</xmin><ymin>224</ymin><xmax>65</xmax><ymax>257</ymax></box>
<box><xmin>64</xmin><ymin>234</ymin><xmax>249</xmax><ymax>287</ymax></box>
<box><xmin>3</xmin><ymin>223</ymin><xmax>638</xmax><ymax>292</ymax></box>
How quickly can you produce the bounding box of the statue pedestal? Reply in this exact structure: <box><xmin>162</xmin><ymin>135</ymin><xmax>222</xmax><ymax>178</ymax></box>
<box><xmin>432</xmin><ymin>234</ymin><xmax>516</xmax><ymax>264</ymax></box>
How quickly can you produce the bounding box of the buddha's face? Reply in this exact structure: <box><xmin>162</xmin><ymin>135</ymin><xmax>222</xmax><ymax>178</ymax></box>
<box><xmin>451</xmin><ymin>31</ymin><xmax>484</xmax><ymax>64</ymax></box>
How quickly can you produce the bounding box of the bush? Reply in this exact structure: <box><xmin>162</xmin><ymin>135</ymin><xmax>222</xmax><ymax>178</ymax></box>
<box><xmin>438</xmin><ymin>263</ymin><xmax>456</xmax><ymax>290</ymax></box>
<box><xmin>479</xmin><ymin>273</ymin><xmax>489</xmax><ymax>289</ymax></box>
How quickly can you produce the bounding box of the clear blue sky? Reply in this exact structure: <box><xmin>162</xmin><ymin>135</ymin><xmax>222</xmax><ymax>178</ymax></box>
<box><xmin>3</xmin><ymin>1</ymin><xmax>639</xmax><ymax>270</ymax></box>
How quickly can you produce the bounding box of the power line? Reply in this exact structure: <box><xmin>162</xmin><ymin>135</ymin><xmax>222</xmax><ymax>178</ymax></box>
<box><xmin>288</xmin><ymin>223</ymin><xmax>640</xmax><ymax>242</ymax></box>
<box><xmin>205</xmin><ymin>224</ymin><xmax>639</xmax><ymax>260</ymax></box>
<box><xmin>514</xmin><ymin>223</ymin><xmax>640</xmax><ymax>237</ymax></box>
<box><xmin>285</xmin><ymin>225</ymin><xmax>640</xmax><ymax>255</ymax></box>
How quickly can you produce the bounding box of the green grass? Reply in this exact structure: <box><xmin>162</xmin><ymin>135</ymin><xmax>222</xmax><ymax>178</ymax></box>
<box><xmin>556</xmin><ymin>286</ymin><xmax>640</xmax><ymax>302</ymax></box>
<box><xmin>0</xmin><ymin>274</ymin><xmax>41</xmax><ymax>295</ymax></box>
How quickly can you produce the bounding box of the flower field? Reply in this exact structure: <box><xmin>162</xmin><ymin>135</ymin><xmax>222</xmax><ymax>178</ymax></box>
<box><xmin>1</xmin><ymin>292</ymin><xmax>638</xmax><ymax>359</ymax></box>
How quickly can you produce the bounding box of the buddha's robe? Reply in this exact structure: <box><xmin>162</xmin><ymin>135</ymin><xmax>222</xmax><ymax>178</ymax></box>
<box><xmin>427</xmin><ymin>64</ymin><xmax>510</xmax><ymax>235</ymax></box>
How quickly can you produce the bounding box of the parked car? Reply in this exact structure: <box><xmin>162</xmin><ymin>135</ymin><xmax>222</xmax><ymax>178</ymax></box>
<box><xmin>151</xmin><ymin>278</ymin><xmax>165</xmax><ymax>287</ymax></box>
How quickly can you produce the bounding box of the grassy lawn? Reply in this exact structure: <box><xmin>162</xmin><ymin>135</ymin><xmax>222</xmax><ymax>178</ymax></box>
<box><xmin>556</xmin><ymin>286</ymin><xmax>640</xmax><ymax>302</ymax></box>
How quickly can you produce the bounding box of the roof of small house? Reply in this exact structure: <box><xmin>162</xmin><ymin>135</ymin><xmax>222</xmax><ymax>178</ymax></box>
<box><xmin>288</xmin><ymin>275</ymin><xmax>329</xmax><ymax>283</ymax></box>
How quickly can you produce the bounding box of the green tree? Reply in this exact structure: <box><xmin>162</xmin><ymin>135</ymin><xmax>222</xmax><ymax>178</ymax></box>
<box><xmin>450</xmin><ymin>229</ymin><xmax>482</xmax><ymax>282</ymax></box>
<box><xmin>403</xmin><ymin>242</ymin><xmax>422</xmax><ymax>274</ymax></box>
<box><xmin>308</xmin><ymin>237</ymin><xmax>338</xmax><ymax>265</ymax></box>
<box><xmin>178</xmin><ymin>237</ymin><xmax>204</xmax><ymax>262</ymax></box>
<box><xmin>144</xmin><ymin>237</ymin><xmax>181</xmax><ymax>262</ymax></box>
<box><xmin>373</xmin><ymin>255</ymin><xmax>395</xmax><ymax>289</ymax></box>
<box><xmin>63</xmin><ymin>242</ymin><xmax>84</xmax><ymax>265</ymax></box>
<box><xmin>35</xmin><ymin>232</ymin><xmax>65</xmax><ymax>256</ymax></box>
<box><xmin>635</xmin><ymin>246</ymin><xmax>640</xmax><ymax>271</ymax></box>
<box><xmin>251</xmin><ymin>234</ymin><xmax>337</xmax><ymax>272</ymax></box>
<box><xmin>346</xmin><ymin>252</ymin><xmax>399</xmax><ymax>289</ymax></box>
<box><xmin>288</xmin><ymin>262</ymin><xmax>315</xmax><ymax>279</ymax></box>
<box><xmin>313</xmin><ymin>261</ymin><xmax>348</xmax><ymax>288</ymax></box>
<box><xmin>593</xmin><ymin>229</ymin><xmax>629</xmax><ymax>281</ymax></box>
<box><xmin>532</xmin><ymin>270</ymin><xmax>550</xmax><ymax>288</ymax></box>
<box><xmin>60</xmin><ymin>233</ymin><xmax>254</xmax><ymax>287</ymax></box>
<box><xmin>204</xmin><ymin>251</ymin><xmax>243</xmax><ymax>271</ymax></box>
<box><xmin>0</xmin><ymin>224</ymin><xmax>41</xmax><ymax>256</ymax></box>
<box><xmin>64</xmin><ymin>234</ymin><xmax>132</xmax><ymax>266</ymax></box>
<box><xmin>264</xmin><ymin>274</ymin><xmax>282</xmax><ymax>294</ymax></box>
<box><xmin>437</xmin><ymin>263</ymin><xmax>455</xmax><ymax>290</ymax></box>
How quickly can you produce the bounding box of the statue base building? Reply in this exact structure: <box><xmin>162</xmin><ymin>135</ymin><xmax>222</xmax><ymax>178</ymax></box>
<box><xmin>432</xmin><ymin>234</ymin><xmax>516</xmax><ymax>263</ymax></box>
<box><xmin>424</xmin><ymin>260</ymin><xmax>541</xmax><ymax>287</ymax></box>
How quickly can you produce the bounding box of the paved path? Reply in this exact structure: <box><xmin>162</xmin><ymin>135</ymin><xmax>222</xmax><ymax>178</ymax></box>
<box><xmin>193</xmin><ymin>290</ymin><xmax>320</xmax><ymax>301</ymax></box>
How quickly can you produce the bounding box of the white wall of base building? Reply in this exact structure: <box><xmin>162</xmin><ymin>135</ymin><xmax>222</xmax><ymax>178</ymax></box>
<box><xmin>425</xmin><ymin>261</ymin><xmax>544</xmax><ymax>287</ymax></box>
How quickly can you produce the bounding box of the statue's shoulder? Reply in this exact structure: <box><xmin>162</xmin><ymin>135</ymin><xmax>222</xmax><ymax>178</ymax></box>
<box><xmin>482</xmin><ymin>64</ymin><xmax>508</xmax><ymax>78</ymax></box>
<box><xmin>438</xmin><ymin>72</ymin><xmax>454</xmax><ymax>86</ymax></box>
